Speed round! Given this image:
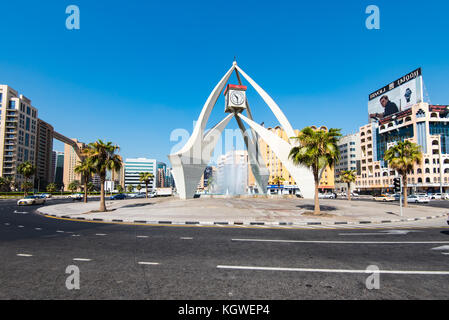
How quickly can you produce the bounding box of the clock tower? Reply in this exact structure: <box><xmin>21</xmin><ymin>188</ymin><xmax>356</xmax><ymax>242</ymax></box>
<box><xmin>224</xmin><ymin>84</ymin><xmax>247</xmax><ymax>113</ymax></box>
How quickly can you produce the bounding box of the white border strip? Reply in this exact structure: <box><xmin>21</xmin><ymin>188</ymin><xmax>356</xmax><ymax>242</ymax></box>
<box><xmin>231</xmin><ymin>239</ymin><xmax>449</xmax><ymax>244</ymax></box>
<box><xmin>217</xmin><ymin>265</ymin><xmax>449</xmax><ymax>275</ymax></box>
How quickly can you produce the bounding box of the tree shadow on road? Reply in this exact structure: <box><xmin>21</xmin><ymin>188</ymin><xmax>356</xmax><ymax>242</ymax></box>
<box><xmin>296</xmin><ymin>204</ymin><xmax>337</xmax><ymax>211</ymax></box>
<box><xmin>440</xmin><ymin>231</ymin><xmax>449</xmax><ymax>236</ymax></box>
<box><xmin>120</xmin><ymin>203</ymin><xmax>155</xmax><ymax>209</ymax></box>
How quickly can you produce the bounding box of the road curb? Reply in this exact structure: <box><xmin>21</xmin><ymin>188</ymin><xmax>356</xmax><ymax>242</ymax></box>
<box><xmin>37</xmin><ymin>209</ymin><xmax>448</xmax><ymax>228</ymax></box>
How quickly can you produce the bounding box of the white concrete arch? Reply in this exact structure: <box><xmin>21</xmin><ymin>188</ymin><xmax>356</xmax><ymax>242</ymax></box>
<box><xmin>169</xmin><ymin>62</ymin><xmax>313</xmax><ymax>200</ymax></box>
<box><xmin>237</xmin><ymin>114</ymin><xmax>315</xmax><ymax>199</ymax></box>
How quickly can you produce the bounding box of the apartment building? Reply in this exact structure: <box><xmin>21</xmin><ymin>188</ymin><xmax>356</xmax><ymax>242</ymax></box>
<box><xmin>335</xmin><ymin>133</ymin><xmax>361</xmax><ymax>192</ymax></box>
<box><xmin>63</xmin><ymin>139</ymin><xmax>86</xmax><ymax>190</ymax></box>
<box><xmin>53</xmin><ymin>151</ymin><xmax>64</xmax><ymax>186</ymax></box>
<box><xmin>124</xmin><ymin>158</ymin><xmax>159</xmax><ymax>192</ymax></box>
<box><xmin>258</xmin><ymin>126</ymin><xmax>335</xmax><ymax>194</ymax></box>
<box><xmin>35</xmin><ymin>119</ymin><xmax>54</xmax><ymax>188</ymax></box>
<box><xmin>0</xmin><ymin>85</ymin><xmax>39</xmax><ymax>185</ymax></box>
<box><xmin>356</xmin><ymin>102</ymin><xmax>449</xmax><ymax>193</ymax></box>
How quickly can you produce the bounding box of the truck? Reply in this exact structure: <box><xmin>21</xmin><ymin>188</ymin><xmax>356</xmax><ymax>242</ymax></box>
<box><xmin>155</xmin><ymin>188</ymin><xmax>173</xmax><ymax>197</ymax></box>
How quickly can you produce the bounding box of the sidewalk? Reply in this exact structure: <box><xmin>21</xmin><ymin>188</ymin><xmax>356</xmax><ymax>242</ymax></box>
<box><xmin>37</xmin><ymin>197</ymin><xmax>448</xmax><ymax>226</ymax></box>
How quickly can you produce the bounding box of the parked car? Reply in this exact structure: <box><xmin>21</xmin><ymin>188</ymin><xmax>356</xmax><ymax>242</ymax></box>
<box><xmin>373</xmin><ymin>194</ymin><xmax>395</xmax><ymax>202</ymax></box>
<box><xmin>110</xmin><ymin>193</ymin><xmax>127</xmax><ymax>200</ymax></box>
<box><xmin>392</xmin><ymin>193</ymin><xmax>401</xmax><ymax>201</ymax></box>
<box><xmin>407</xmin><ymin>194</ymin><xmax>430</xmax><ymax>203</ymax></box>
<box><xmin>429</xmin><ymin>193</ymin><xmax>442</xmax><ymax>200</ymax></box>
<box><xmin>318</xmin><ymin>193</ymin><xmax>336</xmax><ymax>199</ymax></box>
<box><xmin>17</xmin><ymin>195</ymin><xmax>46</xmax><ymax>206</ymax></box>
<box><xmin>67</xmin><ymin>193</ymin><xmax>83</xmax><ymax>201</ymax></box>
<box><xmin>39</xmin><ymin>193</ymin><xmax>52</xmax><ymax>199</ymax></box>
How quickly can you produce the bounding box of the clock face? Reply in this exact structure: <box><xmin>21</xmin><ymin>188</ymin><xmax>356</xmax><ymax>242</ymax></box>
<box><xmin>230</xmin><ymin>90</ymin><xmax>245</xmax><ymax>106</ymax></box>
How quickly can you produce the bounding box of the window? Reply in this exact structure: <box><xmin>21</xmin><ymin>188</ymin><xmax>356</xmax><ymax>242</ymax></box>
<box><xmin>25</xmin><ymin>133</ymin><xmax>29</xmax><ymax>147</ymax></box>
<box><xmin>26</xmin><ymin>117</ymin><xmax>30</xmax><ymax>131</ymax></box>
<box><xmin>26</xmin><ymin>106</ymin><xmax>30</xmax><ymax>115</ymax></box>
<box><xmin>9</xmin><ymin>100</ymin><xmax>15</xmax><ymax>108</ymax></box>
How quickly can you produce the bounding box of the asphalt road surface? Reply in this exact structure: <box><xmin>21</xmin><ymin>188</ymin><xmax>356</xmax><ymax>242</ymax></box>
<box><xmin>1</xmin><ymin>198</ymin><xmax>449</xmax><ymax>300</ymax></box>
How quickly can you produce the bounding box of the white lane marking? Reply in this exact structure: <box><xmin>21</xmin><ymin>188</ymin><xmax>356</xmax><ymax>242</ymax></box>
<box><xmin>71</xmin><ymin>234</ymin><xmax>80</xmax><ymax>237</ymax></box>
<box><xmin>339</xmin><ymin>230</ymin><xmax>422</xmax><ymax>236</ymax></box>
<box><xmin>231</xmin><ymin>239</ymin><xmax>449</xmax><ymax>244</ymax></box>
<box><xmin>95</xmin><ymin>234</ymin><xmax>107</xmax><ymax>236</ymax></box>
<box><xmin>73</xmin><ymin>258</ymin><xmax>91</xmax><ymax>262</ymax></box>
<box><xmin>18</xmin><ymin>225</ymin><xmax>24</xmax><ymax>228</ymax></box>
<box><xmin>17</xmin><ymin>254</ymin><xmax>33</xmax><ymax>257</ymax></box>
<box><xmin>180</xmin><ymin>237</ymin><xmax>193</xmax><ymax>240</ymax></box>
<box><xmin>5</xmin><ymin>223</ymin><xmax>10</xmax><ymax>226</ymax></box>
<box><xmin>136</xmin><ymin>236</ymin><xmax>149</xmax><ymax>238</ymax></box>
<box><xmin>443</xmin><ymin>253</ymin><xmax>449</xmax><ymax>256</ymax></box>
<box><xmin>14</xmin><ymin>210</ymin><xmax>28</xmax><ymax>214</ymax></box>
<box><xmin>138</xmin><ymin>262</ymin><xmax>160</xmax><ymax>265</ymax></box>
<box><xmin>217</xmin><ymin>265</ymin><xmax>449</xmax><ymax>275</ymax></box>
<box><xmin>432</xmin><ymin>245</ymin><xmax>449</xmax><ymax>251</ymax></box>
<box><xmin>35</xmin><ymin>228</ymin><xmax>42</xmax><ymax>231</ymax></box>
<box><xmin>56</xmin><ymin>231</ymin><xmax>65</xmax><ymax>233</ymax></box>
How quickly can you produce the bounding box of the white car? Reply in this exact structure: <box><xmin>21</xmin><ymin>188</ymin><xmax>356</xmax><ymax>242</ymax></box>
<box><xmin>318</xmin><ymin>193</ymin><xmax>336</xmax><ymax>199</ymax></box>
<box><xmin>429</xmin><ymin>193</ymin><xmax>442</xmax><ymax>200</ymax></box>
<box><xmin>407</xmin><ymin>194</ymin><xmax>430</xmax><ymax>203</ymax></box>
<box><xmin>429</xmin><ymin>193</ymin><xmax>449</xmax><ymax>200</ymax></box>
<box><xmin>67</xmin><ymin>193</ymin><xmax>83</xmax><ymax>200</ymax></box>
<box><xmin>17</xmin><ymin>196</ymin><xmax>46</xmax><ymax>206</ymax></box>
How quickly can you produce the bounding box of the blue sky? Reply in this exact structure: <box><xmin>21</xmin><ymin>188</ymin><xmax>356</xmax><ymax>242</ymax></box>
<box><xmin>1</xmin><ymin>0</ymin><xmax>449</xmax><ymax>164</ymax></box>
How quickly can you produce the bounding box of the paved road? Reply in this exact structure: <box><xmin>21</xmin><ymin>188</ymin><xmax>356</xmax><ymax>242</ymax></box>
<box><xmin>0</xmin><ymin>199</ymin><xmax>448</xmax><ymax>299</ymax></box>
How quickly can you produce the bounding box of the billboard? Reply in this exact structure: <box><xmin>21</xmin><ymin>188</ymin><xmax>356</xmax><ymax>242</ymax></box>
<box><xmin>368</xmin><ymin>68</ymin><xmax>423</xmax><ymax>122</ymax></box>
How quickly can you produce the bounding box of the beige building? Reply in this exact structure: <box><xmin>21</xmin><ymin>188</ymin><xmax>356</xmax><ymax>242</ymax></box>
<box><xmin>0</xmin><ymin>85</ymin><xmax>39</xmax><ymax>185</ymax></box>
<box><xmin>356</xmin><ymin>102</ymin><xmax>449</xmax><ymax>193</ymax></box>
<box><xmin>259</xmin><ymin>126</ymin><xmax>335</xmax><ymax>194</ymax></box>
<box><xmin>63</xmin><ymin>139</ymin><xmax>85</xmax><ymax>190</ymax></box>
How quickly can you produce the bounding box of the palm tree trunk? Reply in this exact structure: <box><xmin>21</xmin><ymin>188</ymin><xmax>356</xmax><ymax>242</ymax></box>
<box><xmin>145</xmin><ymin>182</ymin><xmax>148</xmax><ymax>199</ymax></box>
<box><xmin>313</xmin><ymin>171</ymin><xmax>320</xmax><ymax>215</ymax></box>
<box><xmin>100</xmin><ymin>176</ymin><xmax>106</xmax><ymax>212</ymax></box>
<box><xmin>83</xmin><ymin>176</ymin><xmax>88</xmax><ymax>203</ymax></box>
<box><xmin>403</xmin><ymin>174</ymin><xmax>408</xmax><ymax>208</ymax></box>
<box><xmin>347</xmin><ymin>182</ymin><xmax>351</xmax><ymax>201</ymax></box>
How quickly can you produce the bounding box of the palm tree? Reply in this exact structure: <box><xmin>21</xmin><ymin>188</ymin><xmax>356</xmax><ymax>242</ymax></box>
<box><xmin>136</xmin><ymin>184</ymin><xmax>142</xmax><ymax>193</ymax></box>
<box><xmin>75</xmin><ymin>158</ymin><xmax>95</xmax><ymax>203</ymax></box>
<box><xmin>46</xmin><ymin>183</ymin><xmax>57</xmax><ymax>193</ymax></box>
<box><xmin>207</xmin><ymin>176</ymin><xmax>215</xmax><ymax>193</ymax></box>
<box><xmin>21</xmin><ymin>182</ymin><xmax>33</xmax><ymax>195</ymax></box>
<box><xmin>339</xmin><ymin>170</ymin><xmax>357</xmax><ymax>201</ymax></box>
<box><xmin>17</xmin><ymin>161</ymin><xmax>36</xmax><ymax>196</ymax></box>
<box><xmin>68</xmin><ymin>180</ymin><xmax>80</xmax><ymax>193</ymax></box>
<box><xmin>384</xmin><ymin>140</ymin><xmax>422</xmax><ymax>208</ymax></box>
<box><xmin>289</xmin><ymin>127</ymin><xmax>341</xmax><ymax>215</ymax></box>
<box><xmin>116</xmin><ymin>184</ymin><xmax>124</xmax><ymax>194</ymax></box>
<box><xmin>271</xmin><ymin>176</ymin><xmax>285</xmax><ymax>194</ymax></box>
<box><xmin>139</xmin><ymin>172</ymin><xmax>154</xmax><ymax>199</ymax></box>
<box><xmin>127</xmin><ymin>184</ymin><xmax>134</xmax><ymax>193</ymax></box>
<box><xmin>0</xmin><ymin>176</ymin><xmax>13</xmax><ymax>192</ymax></box>
<box><xmin>82</xmin><ymin>140</ymin><xmax>122</xmax><ymax>212</ymax></box>
<box><xmin>87</xmin><ymin>182</ymin><xmax>95</xmax><ymax>195</ymax></box>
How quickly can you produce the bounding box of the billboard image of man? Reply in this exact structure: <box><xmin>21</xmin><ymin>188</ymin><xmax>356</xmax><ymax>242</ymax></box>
<box><xmin>370</xmin><ymin>95</ymin><xmax>399</xmax><ymax>120</ymax></box>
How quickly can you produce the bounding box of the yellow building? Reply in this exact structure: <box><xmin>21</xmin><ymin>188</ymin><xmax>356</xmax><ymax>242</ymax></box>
<box><xmin>63</xmin><ymin>139</ymin><xmax>85</xmax><ymax>190</ymax></box>
<box><xmin>257</xmin><ymin>126</ymin><xmax>335</xmax><ymax>192</ymax></box>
